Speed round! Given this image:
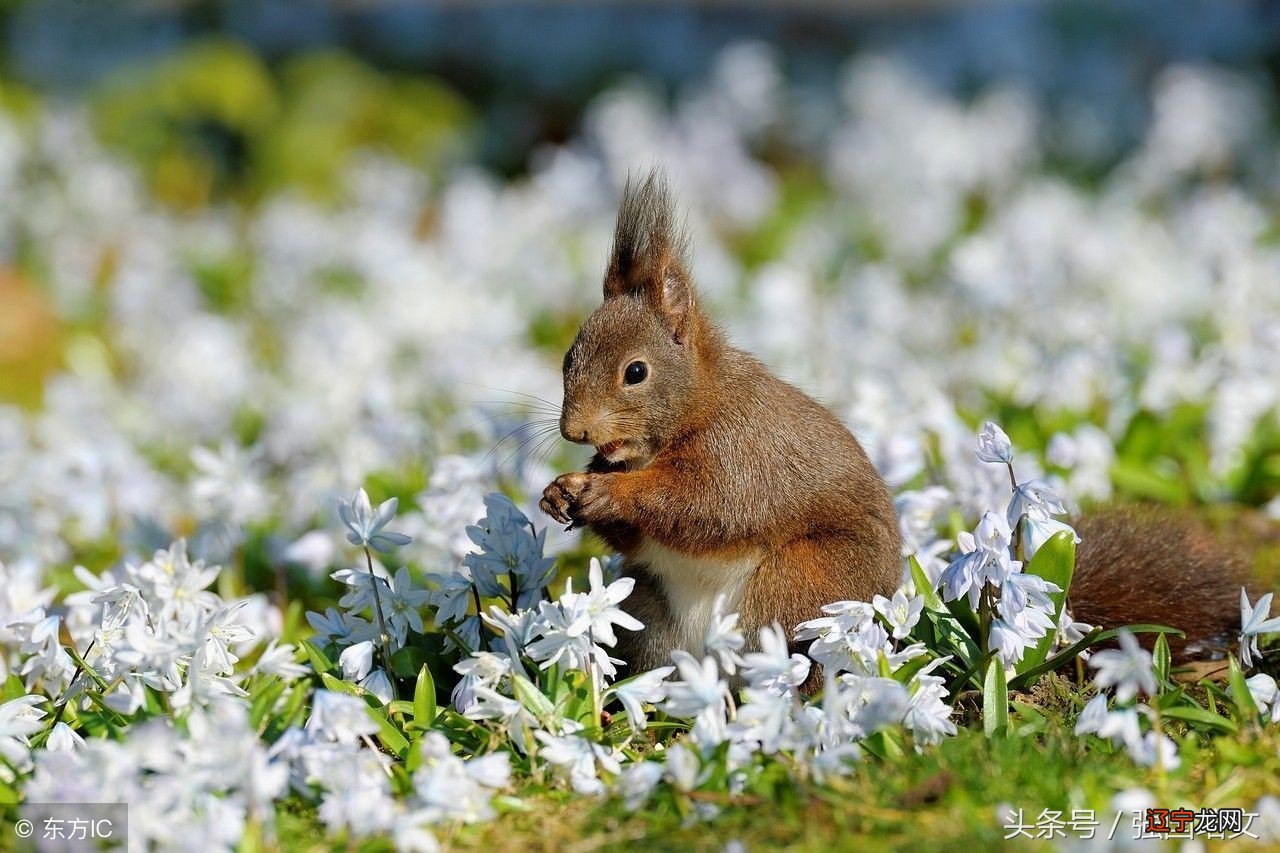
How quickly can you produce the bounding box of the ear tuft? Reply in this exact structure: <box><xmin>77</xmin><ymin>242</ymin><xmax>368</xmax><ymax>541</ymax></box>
<box><xmin>604</xmin><ymin>169</ymin><xmax>695</xmax><ymax>342</ymax></box>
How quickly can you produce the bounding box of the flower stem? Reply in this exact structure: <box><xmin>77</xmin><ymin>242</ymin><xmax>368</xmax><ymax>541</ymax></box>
<box><xmin>362</xmin><ymin>545</ymin><xmax>398</xmax><ymax>700</ymax></box>
<box><xmin>46</xmin><ymin>638</ymin><xmax>97</xmax><ymax>734</ymax></box>
<box><xmin>979</xmin><ymin>584</ymin><xmax>994</xmax><ymax>670</ymax></box>
<box><xmin>1151</xmin><ymin>703</ymin><xmax>1167</xmax><ymax>795</ymax></box>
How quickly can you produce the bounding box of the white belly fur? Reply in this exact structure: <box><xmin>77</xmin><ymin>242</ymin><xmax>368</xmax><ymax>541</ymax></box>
<box><xmin>631</xmin><ymin>537</ymin><xmax>764</xmax><ymax>656</ymax></box>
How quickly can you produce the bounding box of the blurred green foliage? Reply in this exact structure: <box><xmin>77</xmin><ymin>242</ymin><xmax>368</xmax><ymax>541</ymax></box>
<box><xmin>90</xmin><ymin>40</ymin><xmax>474</xmax><ymax>207</ymax></box>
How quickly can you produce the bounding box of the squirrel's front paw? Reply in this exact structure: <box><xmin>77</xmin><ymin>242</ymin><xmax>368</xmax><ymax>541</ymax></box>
<box><xmin>539</xmin><ymin>473</ymin><xmax>582</xmax><ymax>525</ymax></box>
<box><xmin>539</xmin><ymin>472</ymin><xmax>614</xmax><ymax>528</ymax></box>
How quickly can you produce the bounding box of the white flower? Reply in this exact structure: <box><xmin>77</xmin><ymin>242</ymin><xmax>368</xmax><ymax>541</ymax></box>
<box><xmin>989</xmin><ymin>618</ymin><xmax>1035</xmax><ymax>665</ymax></box>
<box><xmin>740</xmin><ymin>624</ymin><xmax>810</xmax><ymax>694</ymax></box>
<box><xmin>704</xmin><ymin>594</ymin><xmax>745</xmax><ymax>674</ymax></box>
<box><xmin>1127</xmin><ymin>731</ymin><xmax>1180</xmax><ymax>770</ymax></box>
<box><xmin>391</xmin><ymin>811</ymin><xmax>440</xmax><ymax>853</ymax></box>
<box><xmin>463</xmin><ymin>493</ymin><xmax>557</xmax><ymax>605</ymax></box>
<box><xmin>339</xmin><ymin>488</ymin><xmax>413</xmax><ymax>553</ymax></box>
<box><xmin>1245</xmin><ymin>673</ymin><xmax>1280</xmax><ymax>724</ymax></box>
<box><xmin>1089</xmin><ymin>630</ymin><xmax>1156</xmax><ymax>703</ymax></box>
<box><xmin>0</xmin><ymin>695</ymin><xmax>47</xmax><ymax>739</ymax></box>
<box><xmin>1073</xmin><ymin>694</ymin><xmax>1110</xmax><ymax>736</ymax></box>
<box><xmin>565</xmin><ymin>558</ymin><xmax>643</xmax><ymax>648</ymax></box>
<box><xmin>191</xmin><ymin>440</ymin><xmax>268</xmax><ymax>524</ymax></box>
<box><xmin>414</xmin><ymin>732</ymin><xmax>509</xmax><ymax>822</ymax></box>
<box><xmin>252</xmin><ymin>640</ymin><xmax>310</xmax><ymax>681</ymax></box>
<box><xmin>1018</xmin><ymin>514</ymin><xmax>1080</xmax><ymax>560</ymax></box>
<box><xmin>46</xmin><ymin>722</ymin><xmax>84</xmax><ymax>753</ymax></box>
<box><xmin>535</xmin><ymin>727</ymin><xmax>620</xmax><ymax>796</ymax></box>
<box><xmin>973</xmin><ymin>510</ymin><xmax>1013</xmax><ymax>556</ymax></box>
<box><xmin>383</xmin><ymin>567</ymin><xmax>431</xmax><ymax>646</ymax></box>
<box><xmin>1240</xmin><ymin>589</ymin><xmax>1280</xmax><ymax>668</ymax></box>
<box><xmin>872</xmin><ymin>589</ymin><xmax>923</xmax><ymax>639</ymax></box>
<box><xmin>606</xmin><ymin>667</ymin><xmax>674</xmax><ymax>731</ymax></box>
<box><xmin>481</xmin><ymin>606</ymin><xmax>540</xmax><ymax>675</ymax></box>
<box><xmin>663</xmin><ymin>651</ymin><xmax>733</xmax><ymax>720</ymax></box>
<box><xmin>358</xmin><ymin>666</ymin><xmax>391</xmax><ymax>701</ymax></box>
<box><xmin>427</xmin><ymin>568</ymin><xmax>476</xmax><ymax>628</ymax></box>
<box><xmin>306</xmin><ymin>607</ymin><xmax>376</xmax><ymax>646</ymax></box>
<box><xmin>975</xmin><ymin>421</ymin><xmax>1013</xmax><ymax>464</ymax></box>
<box><xmin>306</xmin><ymin>690</ymin><xmax>379</xmax><ymax>744</ymax></box>
<box><xmin>614</xmin><ymin>761</ymin><xmax>663</xmax><ymax>811</ymax></box>
<box><xmin>903</xmin><ymin>664</ymin><xmax>956</xmax><ymax>746</ymax></box>
<box><xmin>1055</xmin><ymin>607</ymin><xmax>1093</xmax><ymax>655</ymax></box>
<box><xmin>340</xmin><ymin>642</ymin><xmax>375</xmax><ymax>681</ymax></box>
<box><xmin>1005</xmin><ymin>479</ymin><xmax>1068</xmax><ymax>528</ymax></box>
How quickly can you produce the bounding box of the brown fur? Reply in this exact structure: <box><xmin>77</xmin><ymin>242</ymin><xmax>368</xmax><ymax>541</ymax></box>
<box><xmin>540</xmin><ymin>171</ymin><xmax>901</xmax><ymax>685</ymax></box>
<box><xmin>1070</xmin><ymin>506</ymin><xmax>1252</xmax><ymax>662</ymax></box>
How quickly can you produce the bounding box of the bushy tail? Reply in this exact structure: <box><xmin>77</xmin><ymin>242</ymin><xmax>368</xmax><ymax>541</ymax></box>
<box><xmin>1069</xmin><ymin>507</ymin><xmax>1255</xmax><ymax>662</ymax></box>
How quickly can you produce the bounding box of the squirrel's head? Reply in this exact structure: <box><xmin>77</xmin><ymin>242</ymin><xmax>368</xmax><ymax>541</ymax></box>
<box><xmin>559</xmin><ymin>171</ymin><xmax>707</xmax><ymax>469</ymax></box>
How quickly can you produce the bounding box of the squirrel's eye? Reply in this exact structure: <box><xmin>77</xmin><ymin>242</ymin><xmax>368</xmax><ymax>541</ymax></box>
<box><xmin>623</xmin><ymin>360</ymin><xmax>649</xmax><ymax>385</ymax></box>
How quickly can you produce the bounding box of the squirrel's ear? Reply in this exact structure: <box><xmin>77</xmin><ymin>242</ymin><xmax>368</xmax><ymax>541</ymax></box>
<box><xmin>604</xmin><ymin>170</ymin><xmax>696</xmax><ymax>343</ymax></box>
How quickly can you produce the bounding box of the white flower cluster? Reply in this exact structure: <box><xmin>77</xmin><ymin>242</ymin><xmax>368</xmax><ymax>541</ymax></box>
<box><xmin>935</xmin><ymin>423</ymin><xmax>1083</xmax><ymax>668</ymax></box>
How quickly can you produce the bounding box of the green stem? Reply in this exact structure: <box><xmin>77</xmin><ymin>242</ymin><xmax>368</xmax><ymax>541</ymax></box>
<box><xmin>48</xmin><ymin>638</ymin><xmax>97</xmax><ymax>731</ymax></box>
<box><xmin>1151</xmin><ymin>703</ymin><xmax>1167</xmax><ymax>795</ymax></box>
<box><xmin>978</xmin><ymin>585</ymin><xmax>994</xmax><ymax>670</ymax></box>
<box><xmin>362</xmin><ymin>545</ymin><xmax>398</xmax><ymax>701</ymax></box>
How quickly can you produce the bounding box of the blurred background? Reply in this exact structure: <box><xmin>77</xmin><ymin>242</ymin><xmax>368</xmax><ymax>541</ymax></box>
<box><xmin>3</xmin><ymin>0</ymin><xmax>1280</xmax><ymax>594</ymax></box>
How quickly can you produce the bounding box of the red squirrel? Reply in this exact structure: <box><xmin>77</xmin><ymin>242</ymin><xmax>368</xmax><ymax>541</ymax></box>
<box><xmin>539</xmin><ymin>171</ymin><xmax>1249</xmax><ymax>682</ymax></box>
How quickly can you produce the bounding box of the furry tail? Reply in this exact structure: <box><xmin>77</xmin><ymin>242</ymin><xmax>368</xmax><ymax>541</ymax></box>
<box><xmin>1069</xmin><ymin>507</ymin><xmax>1253</xmax><ymax>662</ymax></box>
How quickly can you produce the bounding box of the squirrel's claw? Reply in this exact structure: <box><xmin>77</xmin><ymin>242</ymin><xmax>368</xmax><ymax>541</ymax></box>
<box><xmin>539</xmin><ymin>478</ymin><xmax>577</xmax><ymax>525</ymax></box>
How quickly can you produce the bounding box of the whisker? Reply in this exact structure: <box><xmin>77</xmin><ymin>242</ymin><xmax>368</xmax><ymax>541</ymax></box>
<box><xmin>496</xmin><ymin>426</ymin><xmax>562</xmax><ymax>474</ymax></box>
<box><xmin>462</xmin><ymin>411</ymin><xmax>559</xmax><ymax>434</ymax></box>
<box><xmin>455</xmin><ymin>380</ymin><xmax>563</xmax><ymax>413</ymax></box>
<box><xmin>480</xmin><ymin>421</ymin><xmax>559</xmax><ymax>467</ymax></box>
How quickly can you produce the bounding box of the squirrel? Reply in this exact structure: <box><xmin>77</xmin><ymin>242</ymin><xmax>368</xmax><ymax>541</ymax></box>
<box><xmin>539</xmin><ymin>170</ymin><xmax>1252</xmax><ymax>687</ymax></box>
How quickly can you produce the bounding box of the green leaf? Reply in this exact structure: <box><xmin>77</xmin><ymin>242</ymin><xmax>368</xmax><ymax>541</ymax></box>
<box><xmin>877</xmin><ymin>650</ymin><xmax>893</xmax><ymax>679</ymax></box>
<box><xmin>1017</xmin><ymin>530</ymin><xmax>1076</xmax><ymax>675</ymax></box>
<box><xmin>1152</xmin><ymin>633</ymin><xmax>1171</xmax><ymax>687</ymax></box>
<box><xmin>1160</xmin><ymin>705</ymin><xmax>1237</xmax><ymax>734</ymax></box>
<box><xmin>909</xmin><ymin>556</ymin><xmax>944</xmax><ymax>611</ymax></box>
<box><xmin>2</xmin><ymin>674</ymin><xmax>26</xmax><ymax>702</ymax></box>
<box><xmin>249</xmin><ymin>676</ymin><xmax>287</xmax><ymax>729</ymax></box>
<box><xmin>412</xmin><ymin>664</ymin><xmax>437</xmax><ymax>729</ymax></box>
<box><xmin>943</xmin><ymin>596</ymin><xmax>982</xmax><ymax>643</ymax></box>
<box><xmin>891</xmin><ymin>653</ymin><xmax>936</xmax><ymax>686</ymax></box>
<box><xmin>922</xmin><ymin>610</ymin><xmax>979</xmax><ymax>665</ymax></box>
<box><xmin>367</xmin><ymin>707</ymin><xmax>410</xmax><ymax>758</ymax></box>
<box><xmin>558</xmin><ymin>669</ymin><xmax>595</xmax><ymax>726</ymax></box>
<box><xmin>983</xmin><ymin>658</ymin><xmax>1009</xmax><ymax>738</ymax></box>
<box><xmin>391</xmin><ymin>646</ymin><xmax>428</xmax><ymax>679</ymax></box>
<box><xmin>1228</xmin><ymin>654</ymin><xmax>1260</xmax><ymax>722</ymax></box>
<box><xmin>511</xmin><ymin>673</ymin><xmax>556</xmax><ymax>720</ymax></box>
<box><xmin>303</xmin><ymin>639</ymin><xmax>337</xmax><ymax>676</ymax></box>
<box><xmin>319</xmin><ymin>671</ymin><xmax>365</xmax><ymax>699</ymax></box>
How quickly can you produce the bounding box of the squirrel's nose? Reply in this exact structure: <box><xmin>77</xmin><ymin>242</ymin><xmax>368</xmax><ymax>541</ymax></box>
<box><xmin>560</xmin><ymin>413</ymin><xmax>591</xmax><ymax>444</ymax></box>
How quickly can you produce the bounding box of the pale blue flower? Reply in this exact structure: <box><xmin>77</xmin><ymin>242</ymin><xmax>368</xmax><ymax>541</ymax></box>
<box><xmin>1240</xmin><ymin>589</ymin><xmax>1280</xmax><ymax>668</ymax></box>
<box><xmin>1089</xmin><ymin>629</ymin><xmax>1156</xmax><ymax>703</ymax></box>
<box><xmin>338</xmin><ymin>488</ymin><xmax>413</xmax><ymax>553</ymax></box>
<box><xmin>975</xmin><ymin>421</ymin><xmax>1013</xmax><ymax>464</ymax></box>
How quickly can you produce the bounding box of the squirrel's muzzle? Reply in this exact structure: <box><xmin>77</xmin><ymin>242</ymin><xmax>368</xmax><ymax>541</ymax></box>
<box><xmin>559</xmin><ymin>411</ymin><xmax>593</xmax><ymax>445</ymax></box>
